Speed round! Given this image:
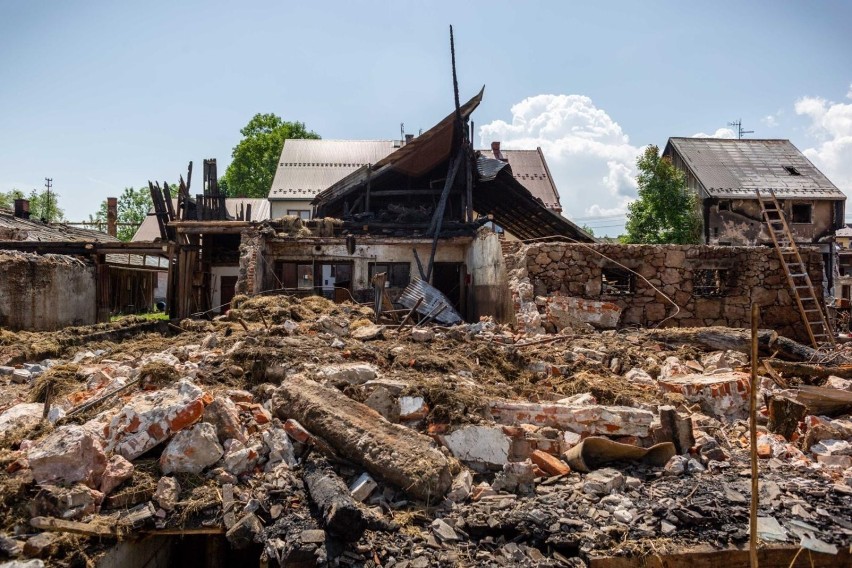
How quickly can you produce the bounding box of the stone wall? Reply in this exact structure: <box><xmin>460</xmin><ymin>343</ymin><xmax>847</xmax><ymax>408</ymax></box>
<box><xmin>0</xmin><ymin>251</ymin><xmax>96</xmax><ymax>330</ymax></box>
<box><xmin>505</xmin><ymin>242</ymin><xmax>825</xmax><ymax>343</ymax></box>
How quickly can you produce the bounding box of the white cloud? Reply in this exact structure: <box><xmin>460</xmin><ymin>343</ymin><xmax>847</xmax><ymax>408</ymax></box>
<box><xmin>795</xmin><ymin>89</ymin><xmax>852</xmax><ymax>195</ymax></box>
<box><xmin>762</xmin><ymin>114</ymin><xmax>778</xmax><ymax>128</ymax></box>
<box><xmin>692</xmin><ymin>127</ymin><xmax>737</xmax><ymax>139</ymax></box>
<box><xmin>478</xmin><ymin>94</ymin><xmax>642</xmax><ymax>222</ymax></box>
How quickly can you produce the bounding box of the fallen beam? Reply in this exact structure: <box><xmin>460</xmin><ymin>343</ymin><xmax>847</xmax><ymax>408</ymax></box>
<box><xmin>30</xmin><ymin>516</ymin><xmax>117</xmax><ymax>538</ymax></box>
<box><xmin>303</xmin><ymin>456</ymin><xmax>365</xmax><ymax>541</ymax></box>
<box><xmin>272</xmin><ymin>375</ymin><xmax>455</xmax><ymax>502</ymax></box>
<box><xmin>646</xmin><ymin>327</ymin><xmax>824</xmax><ymax>362</ymax></box>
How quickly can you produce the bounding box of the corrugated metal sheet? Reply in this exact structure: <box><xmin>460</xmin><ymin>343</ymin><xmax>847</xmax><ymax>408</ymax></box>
<box><xmin>477</xmin><ymin>148</ymin><xmax>562</xmax><ymax>211</ymax></box>
<box><xmin>398</xmin><ymin>278</ymin><xmax>463</xmax><ymax>325</ymax></box>
<box><xmin>269</xmin><ymin>140</ymin><xmax>398</xmax><ymax>200</ymax></box>
<box><xmin>474</xmin><ymin>157</ymin><xmax>595</xmax><ymax>242</ymax></box>
<box><xmin>667</xmin><ymin>138</ymin><xmax>846</xmax><ymax>200</ymax></box>
<box><xmin>131</xmin><ymin>198</ymin><xmax>271</xmax><ymax>242</ymax></box>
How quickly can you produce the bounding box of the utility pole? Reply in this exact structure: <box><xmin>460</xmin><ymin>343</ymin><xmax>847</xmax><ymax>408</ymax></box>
<box><xmin>44</xmin><ymin>177</ymin><xmax>53</xmax><ymax>222</ymax></box>
<box><xmin>728</xmin><ymin>119</ymin><xmax>754</xmax><ymax>140</ymax></box>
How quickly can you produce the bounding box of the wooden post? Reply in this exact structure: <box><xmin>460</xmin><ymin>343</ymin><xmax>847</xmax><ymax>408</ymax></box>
<box><xmin>364</xmin><ymin>165</ymin><xmax>371</xmax><ymax>213</ymax></box>
<box><xmin>749</xmin><ymin>302</ymin><xmax>760</xmax><ymax>568</ymax></box>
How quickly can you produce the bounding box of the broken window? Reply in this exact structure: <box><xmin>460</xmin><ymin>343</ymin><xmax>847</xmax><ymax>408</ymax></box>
<box><xmin>601</xmin><ymin>267</ymin><xmax>634</xmax><ymax>295</ymax></box>
<box><xmin>280</xmin><ymin>262</ymin><xmax>315</xmax><ymax>290</ymax></box>
<box><xmin>783</xmin><ymin>166</ymin><xmax>802</xmax><ymax>176</ymax></box>
<box><xmin>369</xmin><ymin>263</ymin><xmax>411</xmax><ymax>289</ymax></box>
<box><xmin>791</xmin><ymin>203</ymin><xmax>812</xmax><ymax>224</ymax></box>
<box><xmin>718</xmin><ymin>200</ymin><xmax>730</xmax><ymax>211</ymax></box>
<box><xmin>694</xmin><ymin>269</ymin><xmax>726</xmax><ymax>296</ymax></box>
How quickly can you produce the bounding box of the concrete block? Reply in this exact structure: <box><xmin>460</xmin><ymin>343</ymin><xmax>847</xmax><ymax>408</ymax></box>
<box><xmin>316</xmin><ymin>362</ymin><xmax>378</xmax><ymax>385</ymax></box>
<box><xmin>657</xmin><ymin>372</ymin><xmax>750</xmax><ymax>419</ymax></box>
<box><xmin>99</xmin><ymin>455</ymin><xmax>134</xmax><ymax>496</ymax></box>
<box><xmin>583</xmin><ymin>468</ymin><xmax>624</xmax><ymax>495</ymax></box>
<box><xmin>27</xmin><ymin>425</ymin><xmax>107</xmax><ymax>489</ymax></box>
<box><xmin>349</xmin><ymin>472</ymin><xmax>377</xmax><ymax>502</ymax></box>
<box><xmin>440</xmin><ymin>425</ymin><xmax>511</xmax><ymax>470</ymax></box>
<box><xmin>104</xmin><ymin>379</ymin><xmax>207</xmax><ymax>460</ymax></box>
<box><xmin>159</xmin><ymin>422</ymin><xmax>224</xmax><ymax>475</ymax></box>
<box><xmin>544</xmin><ymin>295</ymin><xmax>622</xmax><ymax>330</ymax></box>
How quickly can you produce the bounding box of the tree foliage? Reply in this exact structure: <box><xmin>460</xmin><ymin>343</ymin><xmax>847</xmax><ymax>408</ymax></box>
<box><xmin>1</xmin><ymin>188</ymin><xmax>65</xmax><ymax>222</ymax></box>
<box><xmin>624</xmin><ymin>145</ymin><xmax>702</xmax><ymax>244</ymax></box>
<box><xmin>89</xmin><ymin>187</ymin><xmax>153</xmax><ymax>241</ymax></box>
<box><xmin>221</xmin><ymin>113</ymin><xmax>320</xmax><ymax>198</ymax></box>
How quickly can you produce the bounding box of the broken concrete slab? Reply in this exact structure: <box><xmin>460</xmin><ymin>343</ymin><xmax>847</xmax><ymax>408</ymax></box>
<box><xmin>0</xmin><ymin>403</ymin><xmax>45</xmax><ymax>435</ymax></box>
<box><xmin>363</xmin><ymin>386</ymin><xmax>400</xmax><ymax>422</ymax></box>
<box><xmin>159</xmin><ymin>422</ymin><xmax>224</xmax><ymax>475</ymax></box>
<box><xmin>316</xmin><ymin>363</ymin><xmax>377</xmax><ymax>385</ymax></box>
<box><xmin>657</xmin><ymin>406</ymin><xmax>695</xmax><ymax>454</ymax></box>
<box><xmin>399</xmin><ymin>396</ymin><xmax>428</xmax><ymax>421</ymax></box>
<box><xmin>103</xmin><ymin>378</ymin><xmax>207</xmax><ymax>460</ymax></box>
<box><xmin>27</xmin><ymin>425</ymin><xmax>107</xmax><ymax>489</ymax></box>
<box><xmin>351</xmin><ymin>324</ymin><xmax>384</xmax><ymax>341</ymax></box>
<box><xmin>489</xmin><ymin>401</ymin><xmax>655</xmax><ymax>438</ymax></box>
<box><xmin>272</xmin><ymin>375</ymin><xmax>454</xmax><ymax>501</ymax></box>
<box><xmin>657</xmin><ymin>371</ymin><xmax>750</xmax><ymax>419</ymax></box>
<box><xmin>439</xmin><ymin>425</ymin><xmax>510</xmax><ymax>471</ymax></box>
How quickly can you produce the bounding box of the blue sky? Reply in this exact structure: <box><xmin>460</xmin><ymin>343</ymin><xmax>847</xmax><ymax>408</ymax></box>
<box><xmin>1</xmin><ymin>1</ymin><xmax>851</xmax><ymax>234</ymax></box>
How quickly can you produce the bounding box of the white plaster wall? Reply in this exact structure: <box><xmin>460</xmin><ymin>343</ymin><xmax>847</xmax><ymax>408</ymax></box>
<box><xmin>270</xmin><ymin>199</ymin><xmax>313</xmax><ymax>219</ymax></box>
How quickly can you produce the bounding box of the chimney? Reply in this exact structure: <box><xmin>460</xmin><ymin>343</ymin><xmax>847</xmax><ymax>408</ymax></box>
<box><xmin>106</xmin><ymin>197</ymin><xmax>118</xmax><ymax>237</ymax></box>
<box><xmin>405</xmin><ymin>134</ymin><xmax>414</xmax><ymax>145</ymax></box>
<box><xmin>13</xmin><ymin>199</ymin><xmax>30</xmax><ymax>219</ymax></box>
<box><xmin>491</xmin><ymin>141</ymin><xmax>506</xmax><ymax>161</ymax></box>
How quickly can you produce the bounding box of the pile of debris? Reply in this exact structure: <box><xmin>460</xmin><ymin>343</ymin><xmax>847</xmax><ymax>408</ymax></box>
<box><xmin>0</xmin><ymin>294</ymin><xmax>851</xmax><ymax>567</ymax></box>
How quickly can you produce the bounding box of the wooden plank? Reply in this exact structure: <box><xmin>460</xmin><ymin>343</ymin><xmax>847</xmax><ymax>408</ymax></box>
<box><xmin>30</xmin><ymin>516</ymin><xmax>116</xmax><ymax>538</ymax></box>
<box><xmin>589</xmin><ymin>546</ymin><xmax>849</xmax><ymax>568</ymax></box>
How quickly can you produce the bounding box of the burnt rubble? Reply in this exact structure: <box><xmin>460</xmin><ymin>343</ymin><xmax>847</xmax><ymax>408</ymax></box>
<box><xmin>0</xmin><ymin>294</ymin><xmax>851</xmax><ymax>567</ymax></box>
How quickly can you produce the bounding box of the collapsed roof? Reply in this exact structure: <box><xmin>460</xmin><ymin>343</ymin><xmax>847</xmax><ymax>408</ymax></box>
<box><xmin>312</xmin><ymin>88</ymin><xmax>593</xmax><ymax>242</ymax></box>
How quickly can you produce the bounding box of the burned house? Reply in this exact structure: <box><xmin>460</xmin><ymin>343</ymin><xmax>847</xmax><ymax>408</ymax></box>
<box><xmin>663</xmin><ymin>137</ymin><xmax>846</xmax><ymax>249</ymax></box>
<box><xmin>0</xmin><ymin>200</ymin><xmax>168</xmax><ymax>329</ymax></box>
<box><xmin>237</xmin><ymin>88</ymin><xmax>592</xmax><ymax>323</ymax></box>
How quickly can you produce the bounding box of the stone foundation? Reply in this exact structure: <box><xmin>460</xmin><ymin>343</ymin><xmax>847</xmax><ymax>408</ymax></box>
<box><xmin>505</xmin><ymin>242</ymin><xmax>825</xmax><ymax>343</ymax></box>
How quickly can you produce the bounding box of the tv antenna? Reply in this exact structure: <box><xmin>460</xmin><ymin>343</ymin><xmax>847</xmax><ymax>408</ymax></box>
<box><xmin>44</xmin><ymin>177</ymin><xmax>53</xmax><ymax>221</ymax></box>
<box><xmin>728</xmin><ymin>119</ymin><xmax>754</xmax><ymax>140</ymax></box>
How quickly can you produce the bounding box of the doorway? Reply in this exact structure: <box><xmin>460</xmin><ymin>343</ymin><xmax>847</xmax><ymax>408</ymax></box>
<box><xmin>220</xmin><ymin>276</ymin><xmax>238</xmax><ymax>312</ymax></box>
<box><xmin>432</xmin><ymin>262</ymin><xmax>465</xmax><ymax>314</ymax></box>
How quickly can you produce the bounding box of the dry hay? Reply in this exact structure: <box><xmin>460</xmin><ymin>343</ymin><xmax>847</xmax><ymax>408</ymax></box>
<box><xmin>349</xmin><ymin>318</ymin><xmax>374</xmax><ymax>331</ymax></box>
<box><xmin>29</xmin><ymin>363</ymin><xmax>82</xmax><ymax>403</ymax></box>
<box><xmin>138</xmin><ymin>360</ymin><xmax>180</xmax><ymax>388</ymax></box>
<box><xmin>550</xmin><ymin>370</ymin><xmax>659</xmax><ymax>406</ymax></box>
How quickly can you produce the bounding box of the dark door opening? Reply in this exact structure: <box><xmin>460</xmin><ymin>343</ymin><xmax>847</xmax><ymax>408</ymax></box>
<box><xmin>219</xmin><ymin>275</ymin><xmax>238</xmax><ymax>313</ymax></box>
<box><xmin>432</xmin><ymin>262</ymin><xmax>464</xmax><ymax>314</ymax></box>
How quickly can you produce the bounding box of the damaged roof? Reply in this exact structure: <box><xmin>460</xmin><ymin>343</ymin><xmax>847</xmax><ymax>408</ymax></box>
<box><xmin>666</xmin><ymin>138</ymin><xmax>846</xmax><ymax>200</ymax></box>
<box><xmin>476</xmin><ymin>147</ymin><xmax>562</xmax><ymax>212</ymax></box>
<box><xmin>132</xmin><ymin>198</ymin><xmax>270</xmax><ymax>242</ymax></box>
<box><xmin>0</xmin><ymin>209</ymin><xmax>117</xmax><ymax>242</ymax></box>
<box><xmin>269</xmin><ymin>140</ymin><xmax>399</xmax><ymax>201</ymax></box>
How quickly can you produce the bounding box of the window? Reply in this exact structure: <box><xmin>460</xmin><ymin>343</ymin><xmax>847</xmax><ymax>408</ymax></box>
<box><xmin>783</xmin><ymin>166</ymin><xmax>802</xmax><ymax>176</ymax></box>
<box><xmin>601</xmin><ymin>266</ymin><xmax>634</xmax><ymax>295</ymax></box>
<box><xmin>718</xmin><ymin>200</ymin><xmax>731</xmax><ymax>211</ymax></box>
<box><xmin>287</xmin><ymin>209</ymin><xmax>311</xmax><ymax>220</ymax></box>
<box><xmin>694</xmin><ymin>269</ymin><xmax>726</xmax><ymax>297</ymax></box>
<box><xmin>280</xmin><ymin>262</ymin><xmax>315</xmax><ymax>290</ymax></box>
<box><xmin>791</xmin><ymin>203</ymin><xmax>812</xmax><ymax>224</ymax></box>
<box><xmin>369</xmin><ymin>262</ymin><xmax>411</xmax><ymax>288</ymax></box>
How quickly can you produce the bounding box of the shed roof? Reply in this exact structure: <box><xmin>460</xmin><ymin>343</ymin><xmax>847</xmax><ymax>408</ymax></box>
<box><xmin>269</xmin><ymin>140</ymin><xmax>399</xmax><ymax>201</ymax></box>
<box><xmin>0</xmin><ymin>210</ymin><xmax>118</xmax><ymax>242</ymax></box>
<box><xmin>476</xmin><ymin>148</ymin><xmax>561</xmax><ymax>211</ymax></box>
<box><xmin>132</xmin><ymin>198</ymin><xmax>270</xmax><ymax>242</ymax></box>
<box><xmin>666</xmin><ymin>137</ymin><xmax>845</xmax><ymax>200</ymax></box>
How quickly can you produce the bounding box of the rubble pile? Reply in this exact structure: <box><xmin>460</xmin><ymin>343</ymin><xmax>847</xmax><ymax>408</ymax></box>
<box><xmin>0</xmin><ymin>294</ymin><xmax>850</xmax><ymax>566</ymax></box>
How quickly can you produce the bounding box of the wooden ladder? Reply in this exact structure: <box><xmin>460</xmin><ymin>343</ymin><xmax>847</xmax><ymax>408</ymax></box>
<box><xmin>756</xmin><ymin>189</ymin><xmax>835</xmax><ymax>348</ymax></box>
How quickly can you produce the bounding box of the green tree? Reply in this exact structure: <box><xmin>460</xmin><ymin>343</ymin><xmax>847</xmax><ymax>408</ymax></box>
<box><xmin>89</xmin><ymin>187</ymin><xmax>154</xmax><ymax>241</ymax></box>
<box><xmin>222</xmin><ymin>113</ymin><xmax>320</xmax><ymax>198</ymax></box>
<box><xmin>28</xmin><ymin>188</ymin><xmax>65</xmax><ymax>222</ymax></box>
<box><xmin>624</xmin><ymin>145</ymin><xmax>701</xmax><ymax>244</ymax></box>
<box><xmin>0</xmin><ymin>189</ymin><xmax>25</xmax><ymax>210</ymax></box>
